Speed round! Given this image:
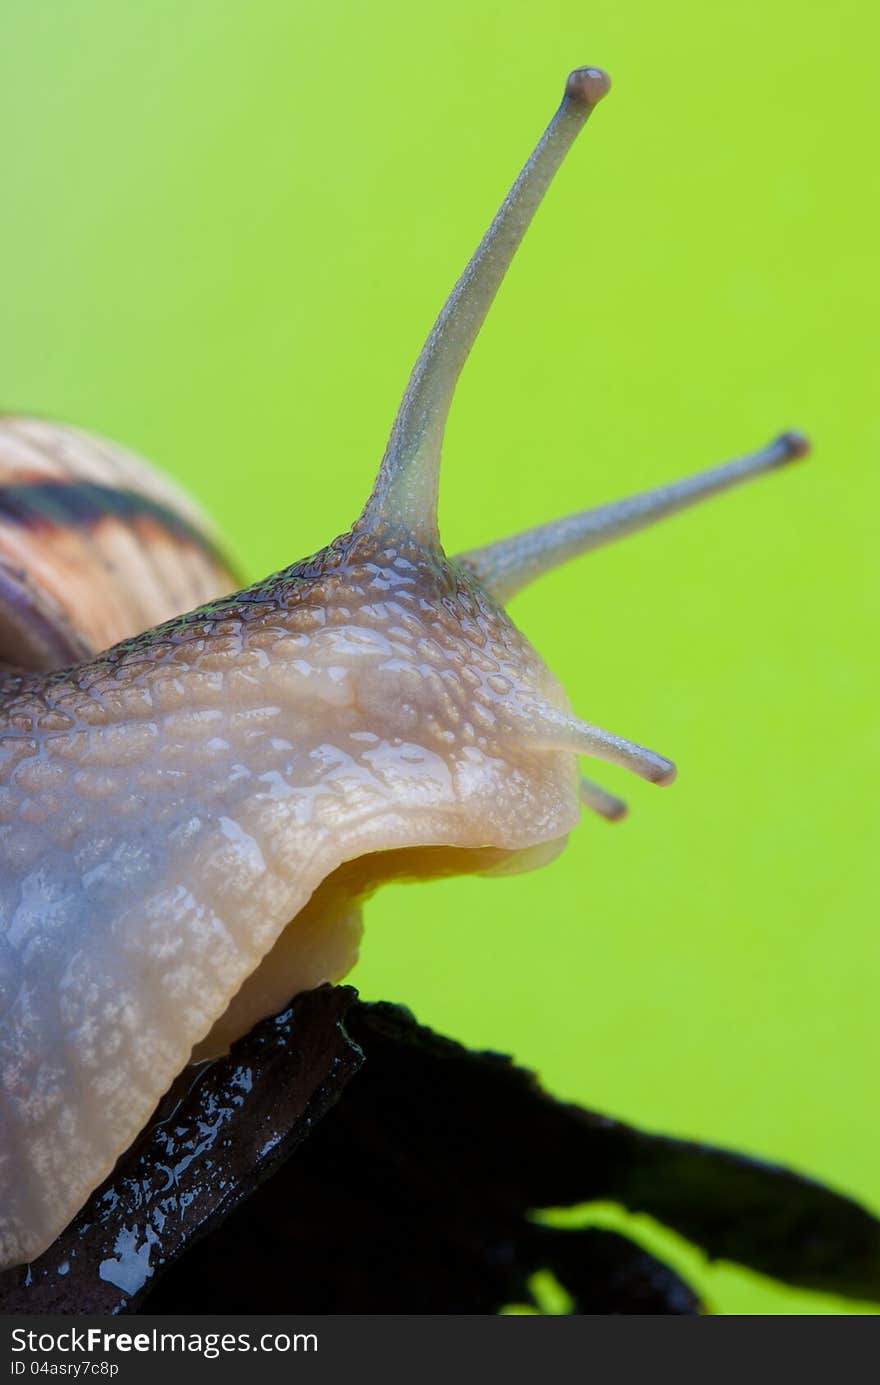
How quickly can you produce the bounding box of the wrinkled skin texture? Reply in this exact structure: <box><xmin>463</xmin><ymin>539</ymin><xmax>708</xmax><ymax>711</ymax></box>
<box><xmin>0</xmin><ymin>527</ymin><xmax>579</xmax><ymax>1269</ymax></box>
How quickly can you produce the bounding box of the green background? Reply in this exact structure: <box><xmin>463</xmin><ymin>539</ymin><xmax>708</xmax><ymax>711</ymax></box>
<box><xmin>1</xmin><ymin>0</ymin><xmax>876</xmax><ymax>1315</ymax></box>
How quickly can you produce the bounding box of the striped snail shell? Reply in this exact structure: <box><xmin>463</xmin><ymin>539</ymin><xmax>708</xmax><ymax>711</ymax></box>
<box><xmin>0</xmin><ymin>415</ymin><xmax>235</xmax><ymax>672</ymax></box>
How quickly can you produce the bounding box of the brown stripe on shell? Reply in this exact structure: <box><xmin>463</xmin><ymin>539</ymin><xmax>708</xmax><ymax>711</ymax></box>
<box><xmin>0</xmin><ymin>417</ymin><xmax>239</xmax><ymax>671</ymax></box>
<box><xmin>48</xmin><ymin>420</ymin><xmax>215</xmax><ymax>617</ymax></box>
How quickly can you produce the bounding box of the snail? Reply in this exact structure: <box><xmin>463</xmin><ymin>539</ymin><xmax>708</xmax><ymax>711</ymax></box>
<box><xmin>0</xmin><ymin>66</ymin><xmax>808</xmax><ymax>1273</ymax></box>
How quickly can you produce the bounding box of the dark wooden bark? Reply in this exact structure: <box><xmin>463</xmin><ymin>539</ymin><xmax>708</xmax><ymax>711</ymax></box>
<box><xmin>2</xmin><ymin>987</ymin><xmax>878</xmax><ymax>1315</ymax></box>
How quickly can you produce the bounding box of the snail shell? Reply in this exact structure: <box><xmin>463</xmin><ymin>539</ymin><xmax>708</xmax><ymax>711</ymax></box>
<box><xmin>0</xmin><ymin>68</ymin><xmax>807</xmax><ymax>1271</ymax></box>
<box><xmin>0</xmin><ymin>415</ymin><xmax>236</xmax><ymax>671</ymax></box>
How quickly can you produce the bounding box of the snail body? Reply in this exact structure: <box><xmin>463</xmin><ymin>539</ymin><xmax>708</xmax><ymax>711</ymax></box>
<box><xmin>0</xmin><ymin>68</ymin><xmax>808</xmax><ymax>1271</ymax></box>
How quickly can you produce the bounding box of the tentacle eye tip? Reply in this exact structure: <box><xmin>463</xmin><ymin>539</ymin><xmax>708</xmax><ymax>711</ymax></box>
<box><xmin>775</xmin><ymin>430</ymin><xmax>811</xmax><ymax>464</ymax></box>
<box><xmin>652</xmin><ymin>759</ymin><xmax>678</xmax><ymax>787</ymax></box>
<box><xmin>565</xmin><ymin>66</ymin><xmax>612</xmax><ymax>108</ymax></box>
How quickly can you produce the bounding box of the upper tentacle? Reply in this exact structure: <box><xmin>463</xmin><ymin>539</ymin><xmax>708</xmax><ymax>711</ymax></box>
<box><xmin>457</xmin><ymin>432</ymin><xmax>810</xmax><ymax>602</ymax></box>
<box><xmin>358</xmin><ymin>68</ymin><xmax>611</xmax><ymax>546</ymax></box>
